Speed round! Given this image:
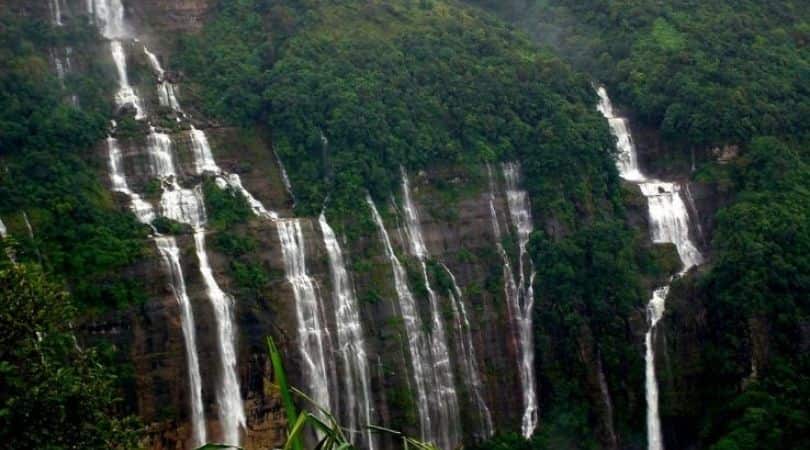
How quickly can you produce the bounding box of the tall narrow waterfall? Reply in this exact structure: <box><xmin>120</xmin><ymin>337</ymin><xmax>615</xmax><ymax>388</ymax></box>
<box><xmin>501</xmin><ymin>162</ymin><xmax>539</xmax><ymax>438</ymax></box>
<box><xmin>319</xmin><ymin>214</ymin><xmax>376</xmax><ymax>450</ymax></box>
<box><xmin>277</xmin><ymin>219</ymin><xmax>335</xmax><ymax>417</ymax></box>
<box><xmin>155</xmin><ymin>236</ymin><xmax>207</xmax><ymax>447</ymax></box>
<box><xmin>194</xmin><ymin>231</ymin><xmax>246</xmax><ymax>446</ymax></box>
<box><xmin>441</xmin><ymin>263</ymin><xmax>494</xmax><ymax>439</ymax></box>
<box><xmin>367</xmin><ymin>196</ymin><xmax>435</xmax><ymax>444</ymax></box>
<box><xmin>0</xmin><ymin>217</ymin><xmax>7</xmax><ymax>238</ymax></box>
<box><xmin>399</xmin><ymin>172</ymin><xmax>461</xmax><ymax>449</ymax></box>
<box><xmin>487</xmin><ymin>165</ymin><xmax>522</xmax><ymax>361</ymax></box>
<box><xmin>597</xmin><ymin>87</ymin><xmax>703</xmax><ymax>450</ymax></box>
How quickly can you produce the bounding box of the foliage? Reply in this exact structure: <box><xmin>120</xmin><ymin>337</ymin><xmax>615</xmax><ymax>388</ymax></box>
<box><xmin>152</xmin><ymin>217</ymin><xmax>192</xmax><ymax>235</ymax></box>
<box><xmin>202</xmin><ymin>179</ymin><xmax>252</xmax><ymax>231</ymax></box>
<box><xmin>174</xmin><ymin>0</ymin><xmax>274</xmax><ymax>126</ymax></box>
<box><xmin>0</xmin><ymin>12</ymin><xmax>149</xmax><ymax>311</ymax></box>
<box><xmin>179</xmin><ymin>0</ymin><xmax>620</xmax><ymax>222</ymax></box>
<box><xmin>530</xmin><ymin>219</ymin><xmax>647</xmax><ymax>442</ymax></box>
<box><xmin>265</xmin><ymin>337</ymin><xmax>439</xmax><ymax>450</ymax></box>
<box><xmin>694</xmin><ymin>137</ymin><xmax>810</xmax><ymax>447</ymax></box>
<box><xmin>0</xmin><ymin>264</ymin><xmax>141</xmax><ymax>448</ymax></box>
<box><xmin>472</xmin><ymin>0</ymin><xmax>810</xmax><ymax>150</ymax></box>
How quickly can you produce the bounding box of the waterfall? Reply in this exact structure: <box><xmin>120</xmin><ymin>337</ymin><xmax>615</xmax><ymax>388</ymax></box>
<box><xmin>501</xmin><ymin>162</ymin><xmax>539</xmax><ymax>438</ymax></box>
<box><xmin>597</xmin><ymin>87</ymin><xmax>645</xmax><ymax>182</ymax></box>
<box><xmin>143</xmin><ymin>128</ymin><xmax>207</xmax><ymax>228</ymax></box>
<box><xmin>189</xmin><ymin>126</ymin><xmax>221</xmax><ymax>175</ymax></box>
<box><xmin>644</xmin><ymin>286</ymin><xmax>668</xmax><ymax>450</ymax></box>
<box><xmin>106</xmin><ymin>137</ymin><xmax>155</xmax><ymax>224</ymax></box>
<box><xmin>96</xmin><ymin>1</ymin><xmax>143</xmax><ymax>119</ymax></box>
<box><xmin>147</xmin><ymin>127</ymin><xmax>177</xmax><ymax>179</ymax></box>
<box><xmin>153</xmin><ymin>130</ymin><xmax>244</xmax><ymax>446</ymax></box>
<box><xmin>156</xmin><ymin>236</ymin><xmax>207</xmax><ymax>448</ymax></box>
<box><xmin>487</xmin><ymin>165</ymin><xmax>522</xmax><ymax>362</ymax></box>
<box><xmin>0</xmin><ymin>217</ymin><xmax>7</xmax><ymax>238</ymax></box>
<box><xmin>92</xmin><ymin>1</ymin><xmax>251</xmax><ymax>445</ymax></box>
<box><xmin>92</xmin><ymin>0</ymin><xmax>128</xmax><ymax>39</ymax></box>
<box><xmin>107</xmin><ymin>138</ymin><xmax>211</xmax><ymax>444</ymax></box>
<box><xmin>597</xmin><ymin>355</ymin><xmax>619</xmax><ymax>450</ymax></box>
<box><xmin>160</xmin><ymin>185</ymin><xmax>207</xmax><ymax>229</ymax></box>
<box><xmin>50</xmin><ymin>0</ymin><xmax>63</xmax><ymax>26</ymax></box>
<box><xmin>277</xmin><ymin>219</ymin><xmax>335</xmax><ymax>417</ymax></box>
<box><xmin>187</xmin><ymin>125</ymin><xmax>280</xmax><ymax>220</ymax></box>
<box><xmin>194</xmin><ymin>231</ymin><xmax>246</xmax><ymax>446</ymax></box>
<box><xmin>639</xmin><ymin>183</ymin><xmax>703</xmax><ymax>268</ymax></box>
<box><xmin>597</xmin><ymin>86</ymin><xmax>704</xmax><ymax>450</ymax></box>
<box><xmin>367</xmin><ymin>196</ymin><xmax>434</xmax><ymax>443</ymax></box>
<box><xmin>144</xmin><ymin>46</ymin><xmax>182</xmax><ymax>113</ymax></box>
<box><xmin>399</xmin><ymin>171</ymin><xmax>461</xmax><ymax>449</ymax></box>
<box><xmin>275</xmin><ymin>151</ymin><xmax>296</xmax><ymax>206</ymax></box>
<box><xmin>319</xmin><ymin>214</ymin><xmax>376</xmax><ymax>449</ymax></box>
<box><xmin>440</xmin><ymin>263</ymin><xmax>494</xmax><ymax>439</ymax></box>
<box><xmin>109</xmin><ymin>41</ymin><xmax>145</xmax><ymax>119</ymax></box>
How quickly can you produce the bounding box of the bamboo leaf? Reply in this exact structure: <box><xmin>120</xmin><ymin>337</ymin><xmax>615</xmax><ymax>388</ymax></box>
<box><xmin>267</xmin><ymin>337</ymin><xmax>303</xmax><ymax>450</ymax></box>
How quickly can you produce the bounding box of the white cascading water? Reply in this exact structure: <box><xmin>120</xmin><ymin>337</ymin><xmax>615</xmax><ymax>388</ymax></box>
<box><xmin>0</xmin><ymin>216</ymin><xmax>17</xmax><ymax>264</ymax></box>
<box><xmin>399</xmin><ymin>172</ymin><xmax>461</xmax><ymax>450</ymax></box>
<box><xmin>277</xmin><ymin>219</ymin><xmax>335</xmax><ymax>418</ymax></box>
<box><xmin>109</xmin><ymin>41</ymin><xmax>145</xmax><ymax>119</ymax></box>
<box><xmin>106</xmin><ymin>136</ymin><xmax>155</xmax><ymax>223</ymax></box>
<box><xmin>319</xmin><ymin>214</ymin><xmax>376</xmax><ymax>450</ymax></box>
<box><xmin>194</xmin><ymin>230</ymin><xmax>247</xmax><ymax>446</ymax></box>
<box><xmin>187</xmin><ymin>127</ymin><xmax>279</xmax><ymax>220</ymax></box>
<box><xmin>50</xmin><ymin>0</ymin><xmax>63</xmax><ymax>26</ymax></box>
<box><xmin>596</xmin><ymin>88</ymin><xmax>645</xmax><ymax>182</ymax></box>
<box><xmin>106</xmin><ymin>136</ymin><xmax>213</xmax><ymax>446</ymax></box>
<box><xmin>92</xmin><ymin>0</ymin><xmax>127</xmax><ymax>39</ymax></box>
<box><xmin>367</xmin><ymin>195</ymin><xmax>435</xmax><ymax>444</ymax></box>
<box><xmin>155</xmin><ymin>236</ymin><xmax>207</xmax><ymax>448</ymax></box>
<box><xmin>502</xmin><ymin>162</ymin><xmax>539</xmax><ymax>438</ymax></box>
<box><xmin>487</xmin><ymin>164</ymin><xmax>522</xmax><ymax>360</ymax></box>
<box><xmin>147</xmin><ymin>127</ymin><xmax>177</xmax><ymax>179</ymax></box>
<box><xmin>22</xmin><ymin>212</ymin><xmax>34</xmax><ymax>240</ymax></box>
<box><xmin>440</xmin><ymin>263</ymin><xmax>494</xmax><ymax>439</ymax></box>
<box><xmin>189</xmin><ymin>126</ymin><xmax>221</xmax><ymax>175</ymax></box>
<box><xmin>597</xmin><ymin>87</ymin><xmax>704</xmax><ymax>450</ymax></box>
<box><xmin>94</xmin><ymin>1</ymin><xmax>250</xmax><ymax>443</ymax></box>
<box><xmin>144</xmin><ymin>46</ymin><xmax>182</xmax><ymax>113</ymax></box>
<box><xmin>639</xmin><ymin>183</ymin><xmax>703</xmax><ymax>268</ymax></box>
<box><xmin>52</xmin><ymin>48</ymin><xmax>72</xmax><ymax>84</ymax></box>
<box><xmin>95</xmin><ymin>1</ymin><xmax>144</xmax><ymax>119</ymax></box>
<box><xmin>275</xmin><ymin>151</ymin><xmax>296</xmax><ymax>206</ymax></box>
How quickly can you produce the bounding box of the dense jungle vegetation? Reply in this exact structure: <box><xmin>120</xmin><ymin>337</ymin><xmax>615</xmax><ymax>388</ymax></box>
<box><xmin>0</xmin><ymin>12</ymin><xmax>149</xmax><ymax>311</ymax></box>
<box><xmin>465</xmin><ymin>1</ymin><xmax>810</xmax><ymax>449</ymax></box>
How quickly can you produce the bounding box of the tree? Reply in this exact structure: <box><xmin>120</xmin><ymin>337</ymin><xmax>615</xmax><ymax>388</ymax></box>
<box><xmin>0</xmin><ymin>264</ymin><xmax>140</xmax><ymax>449</ymax></box>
